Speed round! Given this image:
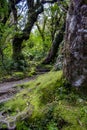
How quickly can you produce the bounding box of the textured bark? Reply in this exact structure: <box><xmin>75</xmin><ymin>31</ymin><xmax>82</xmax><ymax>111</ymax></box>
<box><xmin>9</xmin><ymin>0</ymin><xmax>17</xmax><ymax>24</ymax></box>
<box><xmin>63</xmin><ymin>0</ymin><xmax>87</xmax><ymax>87</ymax></box>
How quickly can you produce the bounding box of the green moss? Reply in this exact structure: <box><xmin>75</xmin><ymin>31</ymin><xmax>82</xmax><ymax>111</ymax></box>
<box><xmin>28</xmin><ymin>67</ymin><xmax>36</xmax><ymax>77</ymax></box>
<box><xmin>12</xmin><ymin>72</ymin><xmax>24</xmax><ymax>79</ymax></box>
<box><xmin>0</xmin><ymin>71</ymin><xmax>87</xmax><ymax>130</ymax></box>
<box><xmin>0</xmin><ymin>72</ymin><xmax>25</xmax><ymax>82</ymax></box>
<box><xmin>0</xmin><ymin>75</ymin><xmax>12</xmax><ymax>82</ymax></box>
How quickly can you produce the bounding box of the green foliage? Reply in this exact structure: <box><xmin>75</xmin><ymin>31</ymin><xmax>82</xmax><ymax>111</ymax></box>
<box><xmin>44</xmin><ymin>2</ymin><xmax>66</xmax><ymax>43</ymax></box>
<box><xmin>23</xmin><ymin>30</ymin><xmax>51</xmax><ymax>61</ymax></box>
<box><xmin>0</xmin><ymin>22</ymin><xmax>15</xmax><ymax>75</ymax></box>
<box><xmin>0</xmin><ymin>71</ymin><xmax>25</xmax><ymax>82</ymax></box>
<box><xmin>0</xmin><ymin>0</ymin><xmax>68</xmax><ymax>75</ymax></box>
<box><xmin>12</xmin><ymin>72</ymin><xmax>25</xmax><ymax>79</ymax></box>
<box><xmin>0</xmin><ymin>0</ymin><xmax>8</xmax><ymax>20</ymax></box>
<box><xmin>47</xmin><ymin>122</ymin><xmax>58</xmax><ymax>130</ymax></box>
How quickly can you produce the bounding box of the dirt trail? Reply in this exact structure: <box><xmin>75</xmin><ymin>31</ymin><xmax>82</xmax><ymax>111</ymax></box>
<box><xmin>0</xmin><ymin>67</ymin><xmax>49</xmax><ymax>104</ymax></box>
<box><xmin>0</xmin><ymin>70</ymin><xmax>49</xmax><ymax>129</ymax></box>
<box><xmin>0</xmin><ymin>76</ymin><xmax>38</xmax><ymax>130</ymax></box>
<box><xmin>0</xmin><ymin>76</ymin><xmax>36</xmax><ymax>91</ymax></box>
<box><xmin>0</xmin><ymin>76</ymin><xmax>37</xmax><ymax>103</ymax></box>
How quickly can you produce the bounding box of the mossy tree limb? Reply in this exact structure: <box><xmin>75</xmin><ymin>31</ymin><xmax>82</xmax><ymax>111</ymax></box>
<box><xmin>12</xmin><ymin>0</ymin><xmax>44</xmax><ymax>64</ymax></box>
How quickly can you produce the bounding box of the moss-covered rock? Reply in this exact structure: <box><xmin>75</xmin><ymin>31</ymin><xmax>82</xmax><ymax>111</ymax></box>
<box><xmin>12</xmin><ymin>72</ymin><xmax>25</xmax><ymax>80</ymax></box>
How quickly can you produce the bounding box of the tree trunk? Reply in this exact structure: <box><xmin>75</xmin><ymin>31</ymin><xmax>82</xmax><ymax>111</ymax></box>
<box><xmin>63</xmin><ymin>0</ymin><xmax>87</xmax><ymax>87</ymax></box>
<box><xmin>12</xmin><ymin>36</ymin><xmax>23</xmax><ymax>61</ymax></box>
<box><xmin>12</xmin><ymin>11</ymin><xmax>38</xmax><ymax>61</ymax></box>
<box><xmin>12</xmin><ymin>2</ymin><xmax>43</xmax><ymax>62</ymax></box>
<box><xmin>43</xmin><ymin>23</ymin><xmax>65</xmax><ymax>64</ymax></box>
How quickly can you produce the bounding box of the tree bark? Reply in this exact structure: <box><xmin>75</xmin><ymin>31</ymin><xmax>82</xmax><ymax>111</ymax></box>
<box><xmin>63</xmin><ymin>0</ymin><xmax>87</xmax><ymax>87</ymax></box>
<box><xmin>12</xmin><ymin>1</ymin><xmax>44</xmax><ymax>62</ymax></box>
<box><xmin>43</xmin><ymin>23</ymin><xmax>65</xmax><ymax>64</ymax></box>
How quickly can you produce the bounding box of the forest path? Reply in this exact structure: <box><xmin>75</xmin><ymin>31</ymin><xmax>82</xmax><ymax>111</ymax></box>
<box><xmin>0</xmin><ymin>65</ymin><xmax>50</xmax><ymax>103</ymax></box>
<box><xmin>0</xmin><ymin>75</ymin><xmax>39</xmax><ymax>104</ymax></box>
<box><xmin>0</xmin><ymin>68</ymin><xmax>50</xmax><ymax>129</ymax></box>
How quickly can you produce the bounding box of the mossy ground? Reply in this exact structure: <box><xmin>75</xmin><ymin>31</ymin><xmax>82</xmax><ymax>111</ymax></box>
<box><xmin>0</xmin><ymin>71</ymin><xmax>87</xmax><ymax>130</ymax></box>
<box><xmin>0</xmin><ymin>70</ymin><xmax>36</xmax><ymax>83</ymax></box>
<box><xmin>0</xmin><ymin>72</ymin><xmax>25</xmax><ymax>83</ymax></box>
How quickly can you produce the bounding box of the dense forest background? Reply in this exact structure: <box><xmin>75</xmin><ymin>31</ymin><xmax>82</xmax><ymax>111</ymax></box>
<box><xmin>0</xmin><ymin>0</ymin><xmax>68</xmax><ymax>77</ymax></box>
<box><xmin>0</xmin><ymin>0</ymin><xmax>87</xmax><ymax>130</ymax></box>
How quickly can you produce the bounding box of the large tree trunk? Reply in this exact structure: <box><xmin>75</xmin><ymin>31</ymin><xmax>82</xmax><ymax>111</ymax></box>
<box><xmin>63</xmin><ymin>0</ymin><xmax>87</xmax><ymax>87</ymax></box>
